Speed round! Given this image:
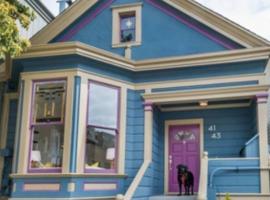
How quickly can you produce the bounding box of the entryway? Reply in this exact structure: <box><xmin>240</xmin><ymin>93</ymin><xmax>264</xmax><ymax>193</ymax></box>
<box><xmin>165</xmin><ymin>119</ymin><xmax>203</xmax><ymax>194</ymax></box>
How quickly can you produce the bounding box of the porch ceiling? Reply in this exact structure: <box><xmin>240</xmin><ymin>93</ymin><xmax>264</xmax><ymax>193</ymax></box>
<box><xmin>158</xmin><ymin>98</ymin><xmax>252</xmax><ymax>112</ymax></box>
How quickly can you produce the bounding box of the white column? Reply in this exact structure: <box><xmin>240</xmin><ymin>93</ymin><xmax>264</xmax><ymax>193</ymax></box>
<box><xmin>256</xmin><ymin>93</ymin><xmax>270</xmax><ymax>193</ymax></box>
<box><xmin>143</xmin><ymin>101</ymin><xmax>153</xmax><ymax>162</ymax></box>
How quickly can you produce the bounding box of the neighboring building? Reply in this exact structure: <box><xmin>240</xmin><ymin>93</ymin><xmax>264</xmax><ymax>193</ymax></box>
<box><xmin>0</xmin><ymin>0</ymin><xmax>53</xmax><ymax>197</ymax></box>
<box><xmin>0</xmin><ymin>0</ymin><xmax>54</xmax><ymax>80</ymax></box>
<box><xmin>19</xmin><ymin>0</ymin><xmax>54</xmax><ymax>38</ymax></box>
<box><xmin>0</xmin><ymin>0</ymin><xmax>270</xmax><ymax>200</ymax></box>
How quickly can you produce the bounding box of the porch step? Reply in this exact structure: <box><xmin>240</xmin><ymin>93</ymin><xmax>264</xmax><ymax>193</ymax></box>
<box><xmin>149</xmin><ymin>195</ymin><xmax>197</xmax><ymax>200</ymax></box>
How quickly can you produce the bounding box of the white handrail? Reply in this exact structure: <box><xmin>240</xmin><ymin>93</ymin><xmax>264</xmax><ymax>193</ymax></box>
<box><xmin>197</xmin><ymin>152</ymin><xmax>208</xmax><ymax>200</ymax></box>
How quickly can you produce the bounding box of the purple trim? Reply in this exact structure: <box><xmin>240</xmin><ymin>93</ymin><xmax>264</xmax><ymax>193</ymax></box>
<box><xmin>27</xmin><ymin>78</ymin><xmax>67</xmax><ymax>174</ymax></box>
<box><xmin>146</xmin><ymin>0</ymin><xmax>237</xmax><ymax>49</ymax></box>
<box><xmin>144</xmin><ymin>100</ymin><xmax>153</xmax><ymax>111</ymax></box>
<box><xmin>58</xmin><ymin>0</ymin><xmax>115</xmax><ymax>42</ymax></box>
<box><xmin>84</xmin><ymin>80</ymin><xmax>120</xmax><ymax>174</ymax></box>
<box><xmin>256</xmin><ymin>93</ymin><xmax>268</xmax><ymax>104</ymax></box>
<box><xmin>256</xmin><ymin>93</ymin><xmax>269</xmax><ymax>99</ymax></box>
<box><xmin>82</xmin><ymin>181</ymin><xmax>118</xmax><ymax>191</ymax></box>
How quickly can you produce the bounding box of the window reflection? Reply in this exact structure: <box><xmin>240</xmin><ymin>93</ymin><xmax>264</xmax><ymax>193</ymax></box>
<box><xmin>88</xmin><ymin>83</ymin><xmax>118</xmax><ymax>129</ymax></box>
<box><xmin>85</xmin><ymin>127</ymin><xmax>116</xmax><ymax>170</ymax></box>
<box><xmin>86</xmin><ymin>81</ymin><xmax>120</xmax><ymax>172</ymax></box>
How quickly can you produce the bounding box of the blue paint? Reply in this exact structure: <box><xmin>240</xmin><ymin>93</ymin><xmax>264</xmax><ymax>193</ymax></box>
<box><xmin>243</xmin><ymin>134</ymin><xmax>259</xmax><ymax>157</ymax></box>
<box><xmin>125</xmin><ymin>89</ymin><xmax>145</xmax><ymax>191</ymax></box>
<box><xmin>11</xmin><ymin>176</ymin><xmax>126</xmax><ymax>198</ymax></box>
<box><xmin>208</xmin><ymin>159</ymin><xmax>260</xmax><ymax>200</ymax></box>
<box><xmin>11</xmin><ymin>56</ymin><xmax>268</xmax><ymax>85</ymax></box>
<box><xmin>133</xmin><ymin>107</ymin><xmax>164</xmax><ymax>199</ymax></box>
<box><xmin>1</xmin><ymin>99</ymin><xmax>18</xmax><ymax>196</ymax></box>
<box><xmin>152</xmin><ymin>80</ymin><xmax>258</xmax><ymax>93</ymax></box>
<box><xmin>161</xmin><ymin>106</ymin><xmax>255</xmax><ymax>158</ymax></box>
<box><xmin>53</xmin><ymin>0</ymin><xmax>243</xmax><ymax>60</ymax></box>
<box><xmin>69</xmin><ymin>76</ymin><xmax>81</xmax><ymax>173</ymax></box>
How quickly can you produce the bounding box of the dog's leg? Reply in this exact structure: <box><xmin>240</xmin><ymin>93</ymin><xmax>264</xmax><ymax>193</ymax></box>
<box><xmin>177</xmin><ymin>182</ymin><xmax>181</xmax><ymax>196</ymax></box>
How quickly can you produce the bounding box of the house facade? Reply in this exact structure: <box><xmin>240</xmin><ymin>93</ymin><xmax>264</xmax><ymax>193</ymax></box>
<box><xmin>0</xmin><ymin>0</ymin><xmax>270</xmax><ymax>200</ymax></box>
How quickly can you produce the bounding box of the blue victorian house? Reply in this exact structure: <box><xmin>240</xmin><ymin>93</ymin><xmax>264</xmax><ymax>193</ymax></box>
<box><xmin>0</xmin><ymin>0</ymin><xmax>270</xmax><ymax>200</ymax></box>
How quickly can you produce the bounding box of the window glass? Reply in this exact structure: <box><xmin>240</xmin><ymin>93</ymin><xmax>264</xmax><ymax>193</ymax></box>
<box><xmin>85</xmin><ymin>127</ymin><xmax>116</xmax><ymax>170</ymax></box>
<box><xmin>85</xmin><ymin>82</ymin><xmax>119</xmax><ymax>172</ymax></box>
<box><xmin>120</xmin><ymin>13</ymin><xmax>136</xmax><ymax>43</ymax></box>
<box><xmin>29</xmin><ymin>80</ymin><xmax>66</xmax><ymax>172</ymax></box>
<box><xmin>88</xmin><ymin>83</ymin><xmax>118</xmax><ymax>129</ymax></box>
<box><xmin>33</xmin><ymin>82</ymin><xmax>66</xmax><ymax>123</ymax></box>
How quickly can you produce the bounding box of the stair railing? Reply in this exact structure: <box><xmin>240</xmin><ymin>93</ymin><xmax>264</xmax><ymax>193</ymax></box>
<box><xmin>197</xmin><ymin>151</ymin><xmax>208</xmax><ymax>200</ymax></box>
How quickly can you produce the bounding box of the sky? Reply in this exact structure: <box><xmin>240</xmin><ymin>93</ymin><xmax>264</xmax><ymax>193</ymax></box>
<box><xmin>43</xmin><ymin>0</ymin><xmax>270</xmax><ymax>41</ymax></box>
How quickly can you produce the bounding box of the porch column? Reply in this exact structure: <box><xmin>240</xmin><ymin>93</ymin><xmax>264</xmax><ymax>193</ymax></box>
<box><xmin>256</xmin><ymin>93</ymin><xmax>270</xmax><ymax>193</ymax></box>
<box><xmin>144</xmin><ymin>101</ymin><xmax>153</xmax><ymax>162</ymax></box>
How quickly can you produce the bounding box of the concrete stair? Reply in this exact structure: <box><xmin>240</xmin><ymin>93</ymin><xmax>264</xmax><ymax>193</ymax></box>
<box><xmin>149</xmin><ymin>195</ymin><xmax>197</xmax><ymax>200</ymax></box>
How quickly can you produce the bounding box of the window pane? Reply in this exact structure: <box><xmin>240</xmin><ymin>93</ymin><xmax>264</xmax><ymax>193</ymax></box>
<box><xmin>120</xmin><ymin>15</ymin><xmax>135</xmax><ymax>30</ymax></box>
<box><xmin>30</xmin><ymin>125</ymin><xmax>64</xmax><ymax>170</ymax></box>
<box><xmin>88</xmin><ymin>83</ymin><xmax>119</xmax><ymax>129</ymax></box>
<box><xmin>85</xmin><ymin>127</ymin><xmax>116</xmax><ymax>170</ymax></box>
<box><xmin>33</xmin><ymin>81</ymin><xmax>66</xmax><ymax>124</ymax></box>
<box><xmin>120</xmin><ymin>14</ymin><xmax>136</xmax><ymax>42</ymax></box>
<box><xmin>121</xmin><ymin>29</ymin><xmax>135</xmax><ymax>42</ymax></box>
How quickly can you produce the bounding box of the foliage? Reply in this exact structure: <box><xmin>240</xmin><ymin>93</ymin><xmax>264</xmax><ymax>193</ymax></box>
<box><xmin>225</xmin><ymin>193</ymin><xmax>231</xmax><ymax>200</ymax></box>
<box><xmin>0</xmin><ymin>0</ymin><xmax>35</xmax><ymax>59</ymax></box>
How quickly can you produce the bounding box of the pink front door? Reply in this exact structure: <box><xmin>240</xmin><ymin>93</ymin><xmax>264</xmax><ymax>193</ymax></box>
<box><xmin>168</xmin><ymin>124</ymin><xmax>200</xmax><ymax>193</ymax></box>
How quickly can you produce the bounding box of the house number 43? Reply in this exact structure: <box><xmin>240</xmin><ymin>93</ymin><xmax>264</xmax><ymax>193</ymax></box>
<box><xmin>208</xmin><ymin>125</ymin><xmax>222</xmax><ymax>139</ymax></box>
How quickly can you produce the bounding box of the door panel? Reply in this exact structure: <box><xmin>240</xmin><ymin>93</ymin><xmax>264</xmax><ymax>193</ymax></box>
<box><xmin>168</xmin><ymin>124</ymin><xmax>200</xmax><ymax>193</ymax></box>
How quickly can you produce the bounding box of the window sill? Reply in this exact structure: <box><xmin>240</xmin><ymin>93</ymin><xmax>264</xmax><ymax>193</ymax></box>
<box><xmin>10</xmin><ymin>173</ymin><xmax>127</xmax><ymax>179</ymax></box>
<box><xmin>112</xmin><ymin>41</ymin><xmax>141</xmax><ymax>48</ymax></box>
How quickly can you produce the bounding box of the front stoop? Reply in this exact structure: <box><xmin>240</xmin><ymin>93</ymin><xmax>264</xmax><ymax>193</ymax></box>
<box><xmin>149</xmin><ymin>195</ymin><xmax>197</xmax><ymax>200</ymax></box>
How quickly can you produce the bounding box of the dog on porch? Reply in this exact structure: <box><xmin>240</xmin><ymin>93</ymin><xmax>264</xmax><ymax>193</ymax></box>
<box><xmin>177</xmin><ymin>164</ymin><xmax>194</xmax><ymax>196</ymax></box>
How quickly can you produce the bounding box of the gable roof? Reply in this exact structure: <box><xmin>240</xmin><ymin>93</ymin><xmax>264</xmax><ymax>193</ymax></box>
<box><xmin>30</xmin><ymin>0</ymin><xmax>270</xmax><ymax>47</ymax></box>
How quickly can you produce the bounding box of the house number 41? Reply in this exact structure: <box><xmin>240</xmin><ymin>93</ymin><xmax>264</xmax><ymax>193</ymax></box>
<box><xmin>208</xmin><ymin>125</ymin><xmax>222</xmax><ymax>139</ymax></box>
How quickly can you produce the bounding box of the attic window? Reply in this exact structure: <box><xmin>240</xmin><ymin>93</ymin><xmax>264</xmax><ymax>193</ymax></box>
<box><xmin>112</xmin><ymin>3</ymin><xmax>142</xmax><ymax>48</ymax></box>
<box><xmin>120</xmin><ymin>13</ymin><xmax>136</xmax><ymax>43</ymax></box>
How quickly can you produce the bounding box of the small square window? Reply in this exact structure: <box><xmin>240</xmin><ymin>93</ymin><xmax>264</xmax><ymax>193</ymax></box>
<box><xmin>112</xmin><ymin>3</ymin><xmax>142</xmax><ymax>48</ymax></box>
<box><xmin>120</xmin><ymin>13</ymin><xmax>136</xmax><ymax>43</ymax></box>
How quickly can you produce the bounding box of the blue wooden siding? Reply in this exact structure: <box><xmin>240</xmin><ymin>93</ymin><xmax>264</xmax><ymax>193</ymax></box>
<box><xmin>125</xmin><ymin>89</ymin><xmax>145</xmax><ymax>191</ymax></box>
<box><xmin>1</xmin><ymin>99</ymin><xmax>18</xmax><ymax>196</ymax></box>
<box><xmin>52</xmin><ymin>0</ymin><xmax>242</xmax><ymax>60</ymax></box>
<box><xmin>132</xmin><ymin>107</ymin><xmax>164</xmax><ymax>200</ymax></box>
<box><xmin>243</xmin><ymin>134</ymin><xmax>259</xmax><ymax>157</ymax></box>
<box><xmin>208</xmin><ymin>159</ymin><xmax>260</xmax><ymax>200</ymax></box>
<box><xmin>161</xmin><ymin>106</ymin><xmax>255</xmax><ymax>158</ymax></box>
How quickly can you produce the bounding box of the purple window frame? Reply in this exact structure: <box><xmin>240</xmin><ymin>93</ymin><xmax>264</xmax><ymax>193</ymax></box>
<box><xmin>27</xmin><ymin>78</ymin><xmax>67</xmax><ymax>173</ymax></box>
<box><xmin>119</xmin><ymin>12</ymin><xmax>136</xmax><ymax>43</ymax></box>
<box><xmin>84</xmin><ymin>80</ymin><xmax>121</xmax><ymax>174</ymax></box>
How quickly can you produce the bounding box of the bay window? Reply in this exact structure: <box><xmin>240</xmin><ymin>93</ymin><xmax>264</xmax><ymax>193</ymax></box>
<box><xmin>28</xmin><ymin>80</ymin><xmax>66</xmax><ymax>173</ymax></box>
<box><xmin>85</xmin><ymin>81</ymin><xmax>120</xmax><ymax>173</ymax></box>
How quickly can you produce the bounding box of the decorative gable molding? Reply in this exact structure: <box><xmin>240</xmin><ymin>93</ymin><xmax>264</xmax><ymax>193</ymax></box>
<box><xmin>166</xmin><ymin>0</ymin><xmax>270</xmax><ymax>47</ymax></box>
<box><xmin>30</xmin><ymin>0</ymin><xmax>270</xmax><ymax>47</ymax></box>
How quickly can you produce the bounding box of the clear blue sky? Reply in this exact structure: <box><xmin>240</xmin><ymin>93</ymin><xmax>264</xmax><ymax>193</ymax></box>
<box><xmin>43</xmin><ymin>0</ymin><xmax>270</xmax><ymax>41</ymax></box>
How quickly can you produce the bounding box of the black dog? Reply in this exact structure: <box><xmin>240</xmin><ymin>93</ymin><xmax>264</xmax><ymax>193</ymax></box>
<box><xmin>177</xmin><ymin>164</ymin><xmax>194</xmax><ymax>196</ymax></box>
